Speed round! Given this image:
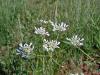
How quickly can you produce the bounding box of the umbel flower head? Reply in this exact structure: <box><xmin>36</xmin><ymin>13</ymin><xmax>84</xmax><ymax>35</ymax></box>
<box><xmin>16</xmin><ymin>43</ymin><xmax>34</xmax><ymax>58</ymax></box>
<box><xmin>43</xmin><ymin>39</ymin><xmax>60</xmax><ymax>51</ymax></box>
<box><xmin>66</xmin><ymin>35</ymin><xmax>84</xmax><ymax>46</ymax></box>
<box><xmin>34</xmin><ymin>27</ymin><xmax>50</xmax><ymax>36</ymax></box>
<box><xmin>69</xmin><ymin>73</ymin><xmax>78</xmax><ymax>75</ymax></box>
<box><xmin>69</xmin><ymin>73</ymin><xmax>84</xmax><ymax>75</ymax></box>
<box><xmin>50</xmin><ymin>21</ymin><xmax>69</xmax><ymax>31</ymax></box>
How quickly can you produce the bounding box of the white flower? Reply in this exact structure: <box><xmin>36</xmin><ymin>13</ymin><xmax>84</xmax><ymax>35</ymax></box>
<box><xmin>34</xmin><ymin>27</ymin><xmax>50</xmax><ymax>36</ymax></box>
<box><xmin>16</xmin><ymin>43</ymin><xmax>34</xmax><ymax>58</ymax></box>
<box><xmin>40</xmin><ymin>19</ymin><xmax>49</xmax><ymax>24</ymax></box>
<box><xmin>43</xmin><ymin>39</ymin><xmax>60</xmax><ymax>51</ymax></box>
<box><xmin>70</xmin><ymin>73</ymin><xmax>84</xmax><ymax>75</ymax></box>
<box><xmin>70</xmin><ymin>73</ymin><xmax>78</xmax><ymax>75</ymax></box>
<box><xmin>66</xmin><ymin>35</ymin><xmax>84</xmax><ymax>46</ymax></box>
<box><xmin>50</xmin><ymin>21</ymin><xmax>69</xmax><ymax>31</ymax></box>
<box><xmin>69</xmin><ymin>73</ymin><xmax>84</xmax><ymax>75</ymax></box>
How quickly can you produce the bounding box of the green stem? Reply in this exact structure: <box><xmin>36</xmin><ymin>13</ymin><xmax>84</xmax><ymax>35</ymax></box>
<box><xmin>49</xmin><ymin>52</ymin><xmax>53</xmax><ymax>75</ymax></box>
<box><xmin>43</xmin><ymin>56</ymin><xmax>46</xmax><ymax>75</ymax></box>
<box><xmin>52</xmin><ymin>58</ymin><xmax>60</xmax><ymax>66</ymax></box>
<box><xmin>56</xmin><ymin>31</ymin><xmax>59</xmax><ymax>40</ymax></box>
<box><xmin>78</xmin><ymin>47</ymin><xmax>95</xmax><ymax>63</ymax></box>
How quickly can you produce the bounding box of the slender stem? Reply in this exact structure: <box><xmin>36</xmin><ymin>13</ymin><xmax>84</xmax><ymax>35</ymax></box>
<box><xmin>52</xmin><ymin>58</ymin><xmax>60</xmax><ymax>66</ymax></box>
<box><xmin>20</xmin><ymin>58</ymin><xmax>23</xmax><ymax>75</ymax></box>
<box><xmin>43</xmin><ymin>56</ymin><xmax>46</xmax><ymax>75</ymax></box>
<box><xmin>42</xmin><ymin>35</ymin><xmax>46</xmax><ymax>75</ymax></box>
<box><xmin>48</xmin><ymin>52</ymin><xmax>54</xmax><ymax>75</ymax></box>
<box><xmin>78</xmin><ymin>47</ymin><xmax>95</xmax><ymax>63</ymax></box>
<box><xmin>56</xmin><ymin>32</ymin><xmax>59</xmax><ymax>40</ymax></box>
<box><xmin>55</xmin><ymin>0</ymin><xmax>58</xmax><ymax>22</ymax></box>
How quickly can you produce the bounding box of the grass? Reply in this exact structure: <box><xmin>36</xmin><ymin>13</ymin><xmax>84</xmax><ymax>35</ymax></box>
<box><xmin>0</xmin><ymin>0</ymin><xmax>100</xmax><ymax>75</ymax></box>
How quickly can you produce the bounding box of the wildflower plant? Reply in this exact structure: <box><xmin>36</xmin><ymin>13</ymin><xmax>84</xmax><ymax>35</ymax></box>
<box><xmin>50</xmin><ymin>21</ymin><xmax>69</xmax><ymax>31</ymax></box>
<box><xmin>66</xmin><ymin>35</ymin><xmax>84</xmax><ymax>46</ymax></box>
<box><xmin>69</xmin><ymin>73</ymin><xmax>84</xmax><ymax>75</ymax></box>
<box><xmin>39</xmin><ymin>20</ymin><xmax>69</xmax><ymax>32</ymax></box>
<box><xmin>16</xmin><ymin>42</ymin><xmax>34</xmax><ymax>58</ymax></box>
<box><xmin>34</xmin><ymin>27</ymin><xmax>50</xmax><ymax>36</ymax></box>
<box><xmin>43</xmin><ymin>39</ymin><xmax>60</xmax><ymax>52</ymax></box>
<box><xmin>69</xmin><ymin>73</ymin><xmax>79</xmax><ymax>75</ymax></box>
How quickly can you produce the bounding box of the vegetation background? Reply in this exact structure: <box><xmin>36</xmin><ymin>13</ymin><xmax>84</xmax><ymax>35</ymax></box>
<box><xmin>0</xmin><ymin>0</ymin><xmax>100</xmax><ymax>75</ymax></box>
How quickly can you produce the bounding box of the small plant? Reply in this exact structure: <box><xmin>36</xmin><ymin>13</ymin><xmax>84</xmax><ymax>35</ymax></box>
<box><xmin>16</xmin><ymin>43</ymin><xmax>34</xmax><ymax>58</ymax></box>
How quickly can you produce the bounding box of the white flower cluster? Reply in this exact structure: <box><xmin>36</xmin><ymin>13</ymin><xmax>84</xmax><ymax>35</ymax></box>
<box><xmin>16</xmin><ymin>19</ymin><xmax>84</xmax><ymax>58</ymax></box>
<box><xmin>69</xmin><ymin>73</ymin><xmax>84</xmax><ymax>75</ymax></box>
<box><xmin>34</xmin><ymin>27</ymin><xmax>50</xmax><ymax>36</ymax></box>
<box><xmin>66</xmin><ymin>35</ymin><xmax>84</xmax><ymax>46</ymax></box>
<box><xmin>50</xmin><ymin>21</ymin><xmax>69</xmax><ymax>31</ymax></box>
<box><xmin>43</xmin><ymin>39</ymin><xmax>60</xmax><ymax>51</ymax></box>
<box><xmin>34</xmin><ymin>20</ymin><xmax>68</xmax><ymax>51</ymax></box>
<box><xmin>39</xmin><ymin>19</ymin><xmax>69</xmax><ymax>31</ymax></box>
<box><xmin>16</xmin><ymin>43</ymin><xmax>34</xmax><ymax>58</ymax></box>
